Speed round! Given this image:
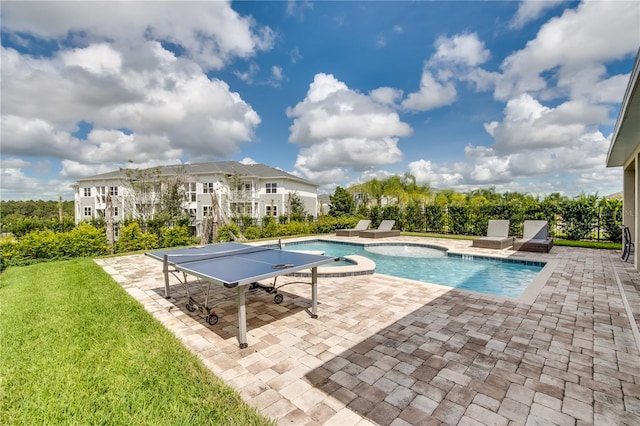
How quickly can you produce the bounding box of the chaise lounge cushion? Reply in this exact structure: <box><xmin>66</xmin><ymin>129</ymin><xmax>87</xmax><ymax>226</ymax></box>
<box><xmin>336</xmin><ymin>219</ymin><xmax>371</xmax><ymax>236</ymax></box>
<box><xmin>513</xmin><ymin>220</ymin><xmax>553</xmax><ymax>253</ymax></box>
<box><xmin>472</xmin><ymin>220</ymin><xmax>513</xmax><ymax>249</ymax></box>
<box><xmin>359</xmin><ymin>220</ymin><xmax>400</xmax><ymax>239</ymax></box>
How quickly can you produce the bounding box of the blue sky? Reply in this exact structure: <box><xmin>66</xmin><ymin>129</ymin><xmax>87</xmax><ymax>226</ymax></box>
<box><xmin>1</xmin><ymin>1</ymin><xmax>639</xmax><ymax>201</ymax></box>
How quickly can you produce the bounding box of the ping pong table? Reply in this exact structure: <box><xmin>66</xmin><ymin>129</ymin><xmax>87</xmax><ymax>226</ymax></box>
<box><xmin>146</xmin><ymin>242</ymin><xmax>338</xmax><ymax>348</ymax></box>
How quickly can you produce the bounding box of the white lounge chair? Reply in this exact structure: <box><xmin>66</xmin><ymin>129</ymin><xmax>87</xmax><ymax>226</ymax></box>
<box><xmin>336</xmin><ymin>219</ymin><xmax>371</xmax><ymax>237</ymax></box>
<box><xmin>359</xmin><ymin>220</ymin><xmax>400</xmax><ymax>239</ymax></box>
<box><xmin>513</xmin><ymin>220</ymin><xmax>553</xmax><ymax>253</ymax></box>
<box><xmin>472</xmin><ymin>220</ymin><xmax>513</xmax><ymax>249</ymax></box>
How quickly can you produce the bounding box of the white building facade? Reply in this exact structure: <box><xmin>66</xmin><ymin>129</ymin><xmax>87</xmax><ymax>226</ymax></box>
<box><xmin>72</xmin><ymin>161</ymin><xmax>319</xmax><ymax>236</ymax></box>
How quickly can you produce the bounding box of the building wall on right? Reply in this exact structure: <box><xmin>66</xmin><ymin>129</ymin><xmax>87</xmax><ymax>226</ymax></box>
<box><xmin>606</xmin><ymin>49</ymin><xmax>640</xmax><ymax>269</ymax></box>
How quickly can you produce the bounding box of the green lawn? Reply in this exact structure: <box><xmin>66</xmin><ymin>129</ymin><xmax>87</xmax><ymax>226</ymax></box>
<box><xmin>0</xmin><ymin>259</ymin><xmax>273</xmax><ymax>426</ymax></box>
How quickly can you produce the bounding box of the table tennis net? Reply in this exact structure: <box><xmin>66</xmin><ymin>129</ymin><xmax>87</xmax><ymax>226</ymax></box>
<box><xmin>165</xmin><ymin>246</ymin><xmax>274</xmax><ymax>265</ymax></box>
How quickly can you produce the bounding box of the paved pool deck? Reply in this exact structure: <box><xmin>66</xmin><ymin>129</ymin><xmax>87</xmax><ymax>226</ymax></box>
<box><xmin>95</xmin><ymin>236</ymin><xmax>640</xmax><ymax>425</ymax></box>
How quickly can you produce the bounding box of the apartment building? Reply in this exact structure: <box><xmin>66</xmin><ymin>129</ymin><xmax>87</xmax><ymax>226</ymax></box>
<box><xmin>72</xmin><ymin>161</ymin><xmax>319</xmax><ymax>235</ymax></box>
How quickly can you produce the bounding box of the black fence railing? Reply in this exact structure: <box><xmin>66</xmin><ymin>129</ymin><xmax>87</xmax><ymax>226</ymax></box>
<box><xmin>421</xmin><ymin>207</ymin><xmax>619</xmax><ymax>242</ymax></box>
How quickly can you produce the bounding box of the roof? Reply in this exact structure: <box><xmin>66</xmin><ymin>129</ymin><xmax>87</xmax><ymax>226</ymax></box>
<box><xmin>75</xmin><ymin>161</ymin><xmax>318</xmax><ymax>187</ymax></box>
<box><xmin>606</xmin><ymin>48</ymin><xmax>640</xmax><ymax>167</ymax></box>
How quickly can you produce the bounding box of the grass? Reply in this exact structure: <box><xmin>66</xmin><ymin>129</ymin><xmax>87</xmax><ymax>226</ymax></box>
<box><xmin>0</xmin><ymin>259</ymin><xmax>274</xmax><ymax>426</ymax></box>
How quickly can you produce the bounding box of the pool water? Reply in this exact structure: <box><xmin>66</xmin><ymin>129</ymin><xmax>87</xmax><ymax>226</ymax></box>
<box><xmin>283</xmin><ymin>240</ymin><xmax>544</xmax><ymax>299</ymax></box>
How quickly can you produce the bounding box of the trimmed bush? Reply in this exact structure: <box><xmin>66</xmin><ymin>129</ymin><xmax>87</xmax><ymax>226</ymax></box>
<box><xmin>60</xmin><ymin>223</ymin><xmax>108</xmax><ymax>257</ymax></box>
<box><xmin>115</xmin><ymin>223</ymin><xmax>158</xmax><ymax>253</ymax></box>
<box><xmin>161</xmin><ymin>225</ymin><xmax>191</xmax><ymax>248</ymax></box>
<box><xmin>243</xmin><ymin>226</ymin><xmax>262</xmax><ymax>240</ymax></box>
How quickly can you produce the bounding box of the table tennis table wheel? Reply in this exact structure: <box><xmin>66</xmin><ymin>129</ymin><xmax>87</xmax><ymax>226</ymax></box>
<box><xmin>274</xmin><ymin>294</ymin><xmax>284</xmax><ymax>304</ymax></box>
<box><xmin>186</xmin><ymin>303</ymin><xmax>196</xmax><ymax>312</ymax></box>
<box><xmin>205</xmin><ymin>314</ymin><xmax>219</xmax><ymax>326</ymax></box>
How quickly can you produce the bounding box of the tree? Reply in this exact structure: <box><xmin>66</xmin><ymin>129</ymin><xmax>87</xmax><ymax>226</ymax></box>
<box><xmin>288</xmin><ymin>192</ymin><xmax>307</xmax><ymax>222</ymax></box>
<box><xmin>158</xmin><ymin>166</ymin><xmax>190</xmax><ymax>223</ymax></box>
<box><xmin>329</xmin><ymin>186</ymin><xmax>355</xmax><ymax>217</ymax></box>
<box><xmin>121</xmin><ymin>166</ymin><xmax>163</xmax><ymax>232</ymax></box>
<box><xmin>381</xmin><ymin>175</ymin><xmax>408</xmax><ymax>205</ymax></box>
<box><xmin>360</xmin><ymin>178</ymin><xmax>384</xmax><ymax>206</ymax></box>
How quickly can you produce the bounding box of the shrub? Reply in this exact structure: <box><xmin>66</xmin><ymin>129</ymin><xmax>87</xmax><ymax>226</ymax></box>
<box><xmin>0</xmin><ymin>235</ymin><xmax>21</xmax><ymax>270</ymax></box>
<box><xmin>402</xmin><ymin>202</ymin><xmax>423</xmax><ymax>232</ymax></box>
<box><xmin>278</xmin><ymin>221</ymin><xmax>310</xmax><ymax>237</ymax></box>
<box><xmin>2</xmin><ymin>216</ymin><xmax>47</xmax><ymax>238</ymax></box>
<box><xmin>60</xmin><ymin>223</ymin><xmax>108</xmax><ymax>257</ymax></box>
<box><xmin>161</xmin><ymin>225</ymin><xmax>191</xmax><ymax>248</ymax></box>
<box><xmin>309</xmin><ymin>216</ymin><xmax>357</xmax><ymax>234</ymax></box>
<box><xmin>560</xmin><ymin>195</ymin><xmax>598</xmax><ymax>240</ymax></box>
<box><xmin>115</xmin><ymin>223</ymin><xmax>158</xmax><ymax>253</ymax></box>
<box><xmin>216</xmin><ymin>223</ymin><xmax>241</xmax><ymax>242</ymax></box>
<box><xmin>600</xmin><ymin>198</ymin><xmax>623</xmax><ymax>243</ymax></box>
<box><xmin>424</xmin><ymin>204</ymin><xmax>445</xmax><ymax>232</ymax></box>
<box><xmin>243</xmin><ymin>226</ymin><xmax>262</xmax><ymax>240</ymax></box>
<box><xmin>20</xmin><ymin>229</ymin><xmax>63</xmax><ymax>259</ymax></box>
<box><xmin>261</xmin><ymin>221</ymin><xmax>280</xmax><ymax>238</ymax></box>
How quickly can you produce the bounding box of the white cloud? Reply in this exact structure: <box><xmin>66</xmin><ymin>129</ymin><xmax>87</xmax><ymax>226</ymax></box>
<box><xmin>239</xmin><ymin>158</ymin><xmax>257</xmax><ymax>165</ymax></box>
<box><xmin>59</xmin><ymin>160</ymin><xmax>119</xmax><ymax>179</ymax></box>
<box><xmin>408</xmin><ymin>159</ymin><xmax>464</xmax><ymax>188</ymax></box>
<box><xmin>509</xmin><ymin>0</ymin><xmax>566</xmax><ymax>29</ymax></box>
<box><xmin>401</xmin><ymin>70</ymin><xmax>456</xmax><ymax>111</ymax></box>
<box><xmin>402</xmin><ymin>33</ymin><xmax>489</xmax><ymax>111</ymax></box>
<box><xmin>1</xmin><ymin>1</ymin><xmax>274</xmax><ymax>71</ymax></box>
<box><xmin>1</xmin><ymin>41</ymin><xmax>262</xmax><ymax>165</ymax></box>
<box><xmin>496</xmin><ymin>1</ymin><xmax>640</xmax><ymax>101</ymax></box>
<box><xmin>370</xmin><ymin>87</ymin><xmax>403</xmax><ymax>106</ymax></box>
<box><xmin>272</xmin><ymin>66</ymin><xmax>283</xmax><ymax>81</ymax></box>
<box><xmin>287</xmin><ymin>73</ymin><xmax>412</xmax><ymax>183</ymax></box>
<box><xmin>286</xmin><ymin>0</ymin><xmax>313</xmax><ymax>20</ymax></box>
<box><xmin>430</xmin><ymin>33</ymin><xmax>490</xmax><ymax>67</ymax></box>
<box><xmin>61</xmin><ymin>43</ymin><xmax>122</xmax><ymax>76</ymax></box>
<box><xmin>484</xmin><ymin>94</ymin><xmax>609</xmax><ymax>154</ymax></box>
<box><xmin>290</xmin><ymin>48</ymin><xmax>303</xmax><ymax>64</ymax></box>
<box><xmin>1</xmin><ymin>157</ymin><xmax>31</xmax><ymax>168</ymax></box>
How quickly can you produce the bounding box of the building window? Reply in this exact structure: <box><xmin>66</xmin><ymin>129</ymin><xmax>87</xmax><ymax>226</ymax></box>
<box><xmin>266</xmin><ymin>183</ymin><xmax>277</xmax><ymax>194</ymax></box>
<box><xmin>203</xmin><ymin>182</ymin><xmax>214</xmax><ymax>193</ymax></box>
<box><xmin>203</xmin><ymin>206</ymin><xmax>213</xmax><ymax>217</ymax></box>
<box><xmin>84</xmin><ymin>207</ymin><xmax>92</xmax><ymax>217</ymax></box>
<box><xmin>109</xmin><ymin>186</ymin><xmax>118</xmax><ymax>196</ymax></box>
<box><xmin>186</xmin><ymin>208</ymin><xmax>196</xmax><ymax>218</ymax></box>
<box><xmin>266</xmin><ymin>205</ymin><xmax>277</xmax><ymax>216</ymax></box>
<box><xmin>83</xmin><ymin>187</ymin><xmax>91</xmax><ymax>197</ymax></box>
<box><xmin>97</xmin><ymin>186</ymin><xmax>106</xmax><ymax>203</ymax></box>
<box><xmin>184</xmin><ymin>183</ymin><xmax>196</xmax><ymax>202</ymax></box>
<box><xmin>113</xmin><ymin>207</ymin><xmax>119</xmax><ymax>217</ymax></box>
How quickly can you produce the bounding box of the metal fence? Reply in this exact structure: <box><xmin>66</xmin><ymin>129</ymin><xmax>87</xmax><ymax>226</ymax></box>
<box><xmin>421</xmin><ymin>207</ymin><xmax>619</xmax><ymax>242</ymax></box>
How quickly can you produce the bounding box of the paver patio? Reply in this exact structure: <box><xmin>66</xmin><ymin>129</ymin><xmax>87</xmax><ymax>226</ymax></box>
<box><xmin>95</xmin><ymin>236</ymin><xmax>640</xmax><ymax>425</ymax></box>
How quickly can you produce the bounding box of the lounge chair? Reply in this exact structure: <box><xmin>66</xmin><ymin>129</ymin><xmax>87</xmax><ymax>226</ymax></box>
<box><xmin>513</xmin><ymin>220</ymin><xmax>553</xmax><ymax>253</ymax></box>
<box><xmin>359</xmin><ymin>220</ymin><xmax>400</xmax><ymax>239</ymax></box>
<box><xmin>336</xmin><ymin>219</ymin><xmax>371</xmax><ymax>237</ymax></box>
<box><xmin>472</xmin><ymin>220</ymin><xmax>513</xmax><ymax>249</ymax></box>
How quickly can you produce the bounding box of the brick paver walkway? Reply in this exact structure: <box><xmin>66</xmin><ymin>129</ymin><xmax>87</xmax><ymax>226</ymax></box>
<box><xmin>96</xmin><ymin>236</ymin><xmax>640</xmax><ymax>425</ymax></box>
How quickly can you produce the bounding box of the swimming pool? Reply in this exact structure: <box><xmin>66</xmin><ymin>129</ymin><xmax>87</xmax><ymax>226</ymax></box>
<box><xmin>283</xmin><ymin>240</ymin><xmax>545</xmax><ymax>299</ymax></box>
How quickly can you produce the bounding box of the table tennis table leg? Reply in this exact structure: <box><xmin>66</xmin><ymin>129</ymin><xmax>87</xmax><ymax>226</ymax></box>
<box><xmin>163</xmin><ymin>255</ymin><xmax>171</xmax><ymax>298</ymax></box>
<box><xmin>237</xmin><ymin>287</ymin><xmax>248</xmax><ymax>349</ymax></box>
<box><xmin>311</xmin><ymin>267</ymin><xmax>318</xmax><ymax>319</ymax></box>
